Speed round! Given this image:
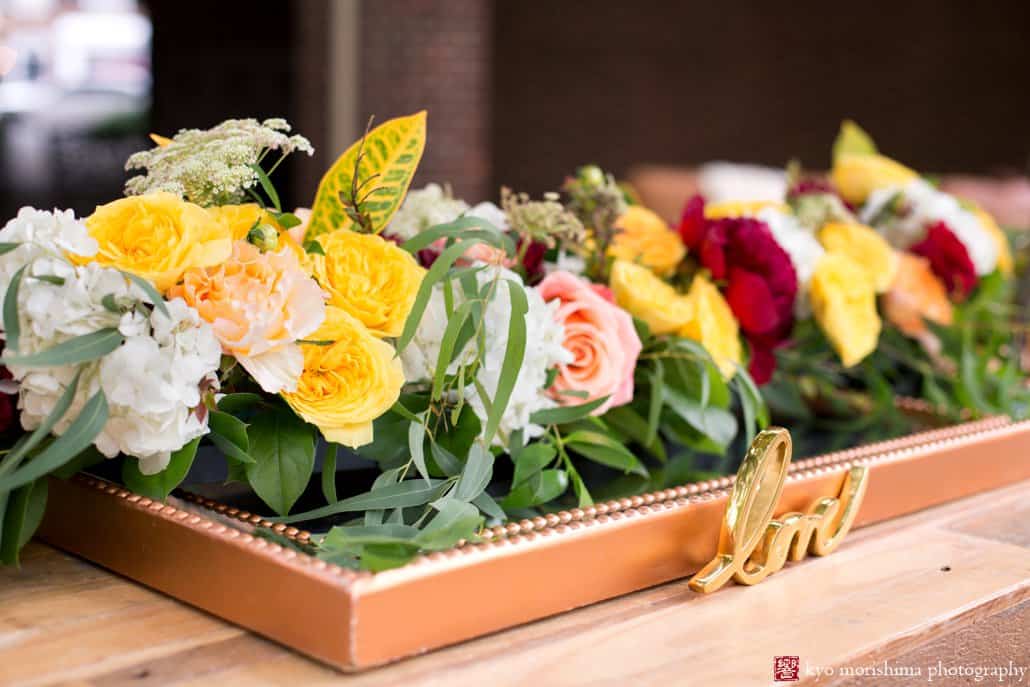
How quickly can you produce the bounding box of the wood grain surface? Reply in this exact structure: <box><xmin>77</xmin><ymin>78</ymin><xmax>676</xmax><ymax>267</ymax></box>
<box><xmin>3</xmin><ymin>480</ymin><xmax>1029</xmax><ymax>686</ymax></box>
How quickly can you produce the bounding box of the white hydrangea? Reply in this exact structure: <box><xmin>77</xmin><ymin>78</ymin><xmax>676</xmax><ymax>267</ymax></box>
<box><xmin>401</xmin><ymin>264</ymin><xmax>571</xmax><ymax>446</ymax></box>
<box><xmin>8</xmin><ymin>256</ymin><xmax>221</xmax><ymax>475</ymax></box>
<box><xmin>0</xmin><ymin>207</ymin><xmax>97</xmax><ymax>296</ymax></box>
<box><xmin>861</xmin><ymin>179</ymin><xmax>998</xmax><ymax>276</ymax></box>
<box><xmin>386</xmin><ymin>184</ymin><xmax>510</xmax><ymax>241</ymax></box>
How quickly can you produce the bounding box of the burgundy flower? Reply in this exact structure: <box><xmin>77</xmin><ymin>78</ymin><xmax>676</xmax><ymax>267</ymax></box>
<box><xmin>910</xmin><ymin>221</ymin><xmax>978</xmax><ymax>300</ymax></box>
<box><xmin>518</xmin><ymin>238</ymin><xmax>547</xmax><ymax>284</ymax></box>
<box><xmin>787</xmin><ymin>178</ymin><xmax>855</xmax><ymax>211</ymax></box>
<box><xmin>676</xmin><ymin>195</ymin><xmax>799</xmax><ymax>384</ymax></box>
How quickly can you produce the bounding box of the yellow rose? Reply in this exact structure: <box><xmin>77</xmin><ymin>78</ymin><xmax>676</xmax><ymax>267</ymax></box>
<box><xmin>810</xmin><ymin>253</ymin><xmax>882</xmax><ymax>367</ymax></box>
<box><xmin>830</xmin><ymin>153</ymin><xmax>918</xmax><ymax>206</ymax></box>
<box><xmin>818</xmin><ymin>222</ymin><xmax>898</xmax><ymax>293</ymax></box>
<box><xmin>83</xmin><ymin>193</ymin><xmax>232</xmax><ymax>292</ymax></box>
<box><xmin>282</xmin><ymin>307</ymin><xmax>404</xmax><ymax>447</ymax></box>
<box><xmin>208</xmin><ymin>203</ymin><xmax>279</xmax><ymax>241</ymax></box>
<box><xmin>679</xmin><ymin>275</ymin><xmax>742</xmax><ymax>379</ymax></box>
<box><xmin>308</xmin><ymin>228</ymin><xmax>425</xmax><ymax>338</ymax></box>
<box><xmin>608</xmin><ymin>206</ymin><xmax>686</xmax><ymax>277</ymax></box>
<box><xmin>970</xmin><ymin>206</ymin><xmax>1013</xmax><ymax>276</ymax></box>
<box><xmin>704</xmin><ymin>200</ymin><xmax>789</xmax><ymax>219</ymax></box>
<box><xmin>609</xmin><ymin>260</ymin><xmax>692</xmax><ymax>335</ymax></box>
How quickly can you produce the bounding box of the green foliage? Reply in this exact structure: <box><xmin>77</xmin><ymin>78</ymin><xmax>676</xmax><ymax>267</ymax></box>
<box><xmin>121</xmin><ymin>437</ymin><xmax>201</xmax><ymax>501</ymax></box>
<box><xmin>245</xmin><ymin>407</ymin><xmax>316</xmax><ymax>516</ymax></box>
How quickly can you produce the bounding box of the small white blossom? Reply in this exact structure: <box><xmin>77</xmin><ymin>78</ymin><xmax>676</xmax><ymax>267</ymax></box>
<box><xmin>125</xmin><ymin>118</ymin><xmax>313</xmax><ymax>207</ymax></box>
<box><xmin>386</xmin><ymin>183</ymin><xmax>471</xmax><ymax>240</ymax></box>
<box><xmin>861</xmin><ymin>179</ymin><xmax>999</xmax><ymax>276</ymax></box>
<box><xmin>0</xmin><ymin>207</ymin><xmax>97</xmax><ymax>297</ymax></box>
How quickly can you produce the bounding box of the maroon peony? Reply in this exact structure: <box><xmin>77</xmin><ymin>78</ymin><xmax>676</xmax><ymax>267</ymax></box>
<box><xmin>518</xmin><ymin>237</ymin><xmax>547</xmax><ymax>284</ymax></box>
<box><xmin>910</xmin><ymin>221</ymin><xmax>978</xmax><ymax>300</ymax></box>
<box><xmin>677</xmin><ymin>195</ymin><xmax>799</xmax><ymax>384</ymax></box>
<box><xmin>0</xmin><ymin>353</ymin><xmax>15</xmax><ymax>434</ymax></box>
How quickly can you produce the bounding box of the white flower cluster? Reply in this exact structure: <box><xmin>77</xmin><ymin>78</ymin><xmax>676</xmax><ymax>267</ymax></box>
<box><xmin>862</xmin><ymin>179</ymin><xmax>999</xmax><ymax>275</ymax></box>
<box><xmin>386</xmin><ymin>183</ymin><xmax>508</xmax><ymax>240</ymax></box>
<box><xmin>756</xmin><ymin>206</ymin><xmax>826</xmax><ymax>317</ymax></box>
<box><xmin>401</xmin><ymin>265</ymin><xmax>571</xmax><ymax>446</ymax></box>
<box><xmin>124</xmin><ymin>118</ymin><xmax>313</xmax><ymax>207</ymax></box>
<box><xmin>1</xmin><ymin>209</ymin><xmax>222</xmax><ymax>475</ymax></box>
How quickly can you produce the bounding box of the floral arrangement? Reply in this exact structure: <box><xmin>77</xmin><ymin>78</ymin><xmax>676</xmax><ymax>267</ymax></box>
<box><xmin>0</xmin><ymin>115</ymin><xmax>1022</xmax><ymax>571</ymax></box>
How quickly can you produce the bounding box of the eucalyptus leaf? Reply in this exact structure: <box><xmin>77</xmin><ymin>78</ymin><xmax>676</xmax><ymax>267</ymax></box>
<box><xmin>0</xmin><ymin>390</ymin><xmax>109</xmax><ymax>493</ymax></box>
<box><xmin>482</xmin><ymin>281</ymin><xmax>528</xmax><ymax>444</ymax></box>
<box><xmin>121</xmin><ymin>271</ymin><xmax>169</xmax><ymax>318</ymax></box>
<box><xmin>501</xmin><ymin>469</ymin><xmax>568</xmax><ymax>509</ymax></box>
<box><xmin>1</xmin><ymin>328</ymin><xmax>124</xmax><ymax>368</ymax></box>
<box><xmin>563</xmin><ymin>430</ymin><xmax>647</xmax><ymax>476</ymax></box>
<box><xmin>415</xmin><ymin>499</ymin><xmax>482</xmax><ymax>551</ymax></box>
<box><xmin>408</xmin><ymin>420</ymin><xmax>430</xmax><ymax>484</ymax></box>
<box><xmin>511</xmin><ymin>442</ymin><xmax>556</xmax><ymax>487</ymax></box>
<box><xmin>0</xmin><ymin>478</ymin><xmax>47</xmax><ymax>565</ymax></box>
<box><xmin>454</xmin><ymin>443</ymin><xmax>493</xmax><ymax>501</ymax></box>
<box><xmin>270</xmin><ymin>479</ymin><xmax>446</xmax><ymax>523</ymax></box>
<box><xmin>2</xmin><ymin>265</ymin><xmax>26</xmax><ymax>353</ymax></box>
<box><xmin>528</xmin><ymin>395</ymin><xmax>609</xmax><ymax>426</ymax></box>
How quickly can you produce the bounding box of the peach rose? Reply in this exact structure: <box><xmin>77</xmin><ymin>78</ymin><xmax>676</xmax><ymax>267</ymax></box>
<box><xmin>168</xmin><ymin>240</ymin><xmax>326</xmax><ymax>393</ymax></box>
<box><xmin>538</xmin><ymin>270</ymin><xmax>642</xmax><ymax>415</ymax></box>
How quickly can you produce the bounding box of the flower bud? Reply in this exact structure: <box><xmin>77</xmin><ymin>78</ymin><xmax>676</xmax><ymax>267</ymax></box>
<box><xmin>578</xmin><ymin>165</ymin><xmax>605</xmax><ymax>188</ymax></box>
<box><xmin>246</xmin><ymin>223</ymin><xmax>279</xmax><ymax>252</ymax></box>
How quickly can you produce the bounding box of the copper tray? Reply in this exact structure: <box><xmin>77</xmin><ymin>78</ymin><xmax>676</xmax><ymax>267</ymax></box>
<box><xmin>37</xmin><ymin>413</ymin><xmax>1030</xmax><ymax>671</ymax></box>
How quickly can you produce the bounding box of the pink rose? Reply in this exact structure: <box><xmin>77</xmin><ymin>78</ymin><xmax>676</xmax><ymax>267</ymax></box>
<box><xmin>538</xmin><ymin>271</ymin><xmax>643</xmax><ymax>415</ymax></box>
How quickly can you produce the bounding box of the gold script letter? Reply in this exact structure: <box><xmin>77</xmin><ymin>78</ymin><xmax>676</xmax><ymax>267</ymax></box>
<box><xmin>688</xmin><ymin>428</ymin><xmax>869</xmax><ymax>593</ymax></box>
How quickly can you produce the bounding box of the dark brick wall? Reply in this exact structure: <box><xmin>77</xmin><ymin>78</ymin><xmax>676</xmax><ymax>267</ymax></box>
<box><xmin>493</xmin><ymin>1</ymin><xmax>1030</xmax><ymax>196</ymax></box>
<box><xmin>361</xmin><ymin>0</ymin><xmax>493</xmax><ymax>202</ymax></box>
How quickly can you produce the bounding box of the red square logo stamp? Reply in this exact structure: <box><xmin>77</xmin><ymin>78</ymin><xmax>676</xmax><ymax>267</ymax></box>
<box><xmin>774</xmin><ymin>656</ymin><xmax>800</xmax><ymax>682</ymax></box>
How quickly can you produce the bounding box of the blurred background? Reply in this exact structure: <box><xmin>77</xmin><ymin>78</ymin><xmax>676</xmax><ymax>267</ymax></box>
<box><xmin>1</xmin><ymin>0</ymin><xmax>1028</xmax><ymax>227</ymax></box>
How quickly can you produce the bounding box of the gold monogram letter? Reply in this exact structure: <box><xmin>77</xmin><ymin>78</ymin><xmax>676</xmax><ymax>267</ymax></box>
<box><xmin>688</xmin><ymin>428</ymin><xmax>869</xmax><ymax>593</ymax></box>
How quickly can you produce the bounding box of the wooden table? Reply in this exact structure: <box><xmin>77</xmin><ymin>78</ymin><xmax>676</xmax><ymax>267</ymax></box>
<box><xmin>3</xmin><ymin>480</ymin><xmax>1029</xmax><ymax>686</ymax></box>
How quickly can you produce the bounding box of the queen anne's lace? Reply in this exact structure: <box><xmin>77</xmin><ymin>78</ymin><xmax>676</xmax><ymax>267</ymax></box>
<box><xmin>124</xmin><ymin>118</ymin><xmax>313</xmax><ymax>207</ymax></box>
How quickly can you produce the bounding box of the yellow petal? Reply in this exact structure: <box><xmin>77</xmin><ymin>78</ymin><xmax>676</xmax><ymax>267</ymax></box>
<box><xmin>149</xmin><ymin>133</ymin><xmax>173</xmax><ymax>147</ymax></box>
<box><xmin>818</xmin><ymin>222</ymin><xmax>898</xmax><ymax>293</ymax></box>
<box><xmin>323</xmin><ymin>422</ymin><xmax>375</xmax><ymax>448</ymax></box>
<box><xmin>830</xmin><ymin>154</ymin><xmax>918</xmax><ymax>206</ymax></box>
<box><xmin>704</xmin><ymin>200</ymin><xmax>789</xmax><ymax>220</ymax></box>
<box><xmin>678</xmin><ymin>275</ymin><xmax>741</xmax><ymax>379</ymax></box>
<box><xmin>608</xmin><ymin>206</ymin><xmax>685</xmax><ymax>277</ymax></box>
<box><xmin>609</xmin><ymin>260</ymin><xmax>692</xmax><ymax>335</ymax></box>
<box><xmin>810</xmin><ymin>253</ymin><xmax>882</xmax><ymax>367</ymax></box>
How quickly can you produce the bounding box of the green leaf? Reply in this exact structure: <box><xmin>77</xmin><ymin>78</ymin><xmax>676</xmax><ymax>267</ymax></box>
<box><xmin>429</xmin><ymin>442</ymin><xmax>462</xmax><ymax>476</ymax></box>
<box><xmin>408</xmin><ymin>420</ymin><xmax>430</xmax><ymax>484</ymax></box>
<box><xmin>208</xmin><ymin>410</ymin><xmax>249</xmax><ymax>453</ymax></box>
<box><xmin>274</xmin><ymin>212</ymin><xmax>302</xmax><ymax>229</ymax></box>
<box><xmin>245</xmin><ymin>408</ymin><xmax>316</xmax><ymax>516</ymax></box>
<box><xmin>415</xmin><ymin>499</ymin><xmax>482</xmax><ymax>551</ymax></box>
<box><xmin>364</xmin><ymin>467</ymin><xmax>403</xmax><ymax>525</ymax></box>
<box><xmin>250</xmin><ymin>163</ymin><xmax>282</xmax><ymax>211</ymax></box>
<box><xmin>483</xmin><ymin>281</ymin><xmax>528</xmax><ymax>444</ymax></box>
<box><xmin>270</xmin><ymin>478</ymin><xmax>446</xmax><ymax>523</ymax></box>
<box><xmin>121</xmin><ymin>271</ymin><xmax>169</xmax><ymax>318</ymax></box>
<box><xmin>360</xmin><ymin>542</ymin><xmax>420</xmax><ymax>572</ymax></box>
<box><xmin>121</xmin><ymin>437</ymin><xmax>201</xmax><ymax>501</ymax></box>
<box><xmin>1</xmin><ymin>328</ymin><xmax>124</xmax><ymax>368</ymax></box>
<box><xmin>567</xmin><ymin>463</ymin><xmax>593</xmax><ymax>508</ymax></box>
<box><xmin>400</xmin><ymin>216</ymin><xmax>515</xmax><ymax>256</ymax></box>
<box><xmin>30</xmin><ymin>274</ymin><xmax>65</xmax><ymax>286</ymax></box>
<box><xmin>303</xmin><ymin>240</ymin><xmax>326</xmax><ymax>256</ymax></box>
<box><xmin>602</xmin><ymin>405</ymin><xmax>666</xmax><ymax>462</ymax></box>
<box><xmin>3</xmin><ymin>264</ymin><xmax>26</xmax><ymax>353</ymax></box>
<box><xmin>396</xmin><ymin>240</ymin><xmax>480</xmax><ymax>353</ymax></box>
<box><xmin>511</xmin><ymin>442</ymin><xmax>556</xmax><ymax>487</ymax></box>
<box><xmin>1</xmin><ymin>369</ymin><xmax>82</xmax><ymax>476</ymax></box>
<box><xmin>0</xmin><ymin>242</ymin><xmax>20</xmax><ymax>255</ymax></box>
<box><xmin>454</xmin><ymin>443</ymin><xmax>493</xmax><ymax>501</ymax></box>
<box><xmin>528</xmin><ymin>395</ymin><xmax>609</xmax><ymax>426</ymax></box>
<box><xmin>501</xmin><ymin>469</ymin><xmax>568</xmax><ymax>509</ymax></box>
<box><xmin>322</xmin><ymin>523</ymin><xmax>419</xmax><ymax>548</ymax></box>
<box><xmin>832</xmin><ymin>120</ymin><xmax>878</xmax><ymax>163</ymax></box>
<box><xmin>51</xmin><ymin>446</ymin><xmax>105</xmax><ymax>480</ymax></box>
<box><xmin>431</xmin><ymin>300</ymin><xmax>473</xmax><ymax>400</ymax></box>
<box><xmin>472</xmin><ymin>491</ymin><xmax>505</xmax><ymax>521</ymax></box>
<box><xmin>647</xmin><ymin>360</ymin><xmax>664</xmax><ymax>444</ymax></box>
<box><xmin>437</xmin><ymin>404</ymin><xmax>482</xmax><ymax>463</ymax></box>
<box><xmin>0</xmin><ymin>390</ymin><xmax>109</xmax><ymax>493</ymax></box>
<box><xmin>321</xmin><ymin>443</ymin><xmax>338</xmax><ymax>504</ymax></box>
<box><xmin>216</xmin><ymin>392</ymin><xmax>263</xmax><ymax>414</ymax></box>
<box><xmin>0</xmin><ymin>478</ymin><xmax>47</xmax><ymax>565</ymax></box>
<box><xmin>662</xmin><ymin>387</ymin><xmax>738</xmax><ymax>448</ymax></box>
<box><xmin>564</xmin><ymin>430</ymin><xmax>648</xmax><ymax>476</ymax></box>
